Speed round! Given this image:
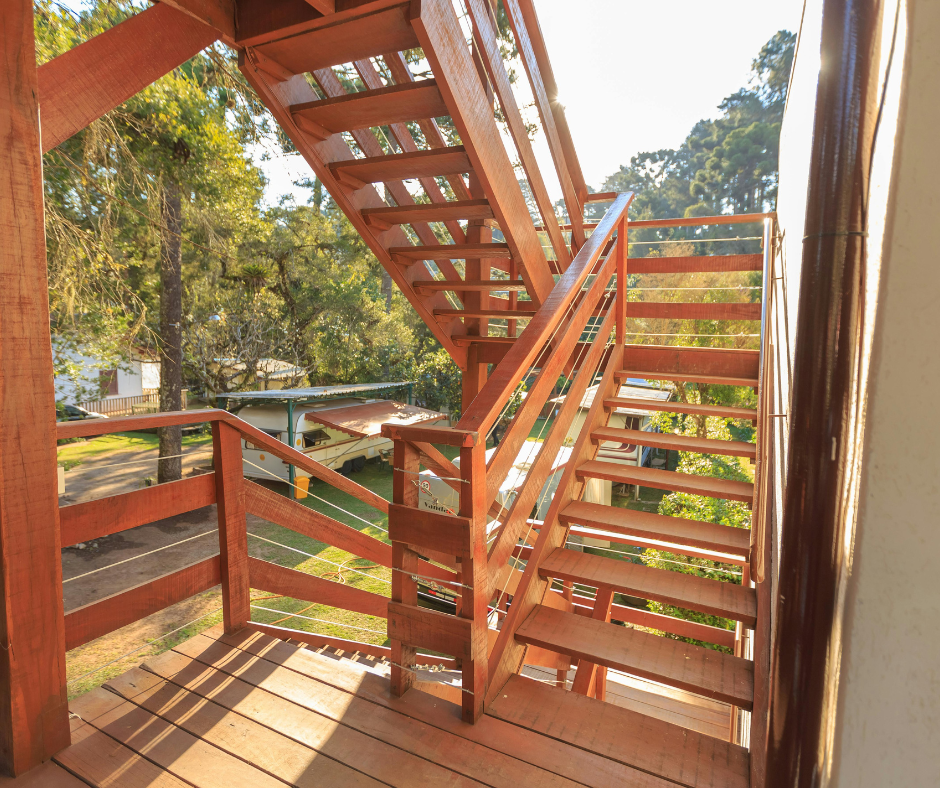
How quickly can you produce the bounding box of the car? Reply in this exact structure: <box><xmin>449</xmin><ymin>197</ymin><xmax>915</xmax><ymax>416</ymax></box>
<box><xmin>56</xmin><ymin>403</ymin><xmax>108</xmax><ymax>422</ymax></box>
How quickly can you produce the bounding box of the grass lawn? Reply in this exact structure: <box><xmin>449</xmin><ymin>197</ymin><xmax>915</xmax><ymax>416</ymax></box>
<box><xmin>57</xmin><ymin>430</ymin><xmax>213</xmax><ymax>468</ymax></box>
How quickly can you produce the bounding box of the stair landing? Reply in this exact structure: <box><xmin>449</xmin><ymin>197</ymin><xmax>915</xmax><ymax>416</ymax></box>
<box><xmin>5</xmin><ymin>625</ymin><xmax>745</xmax><ymax>788</ymax></box>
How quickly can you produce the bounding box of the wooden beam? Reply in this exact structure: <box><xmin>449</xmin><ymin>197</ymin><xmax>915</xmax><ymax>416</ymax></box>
<box><xmin>0</xmin><ymin>0</ymin><xmax>71</xmax><ymax>773</ymax></box>
<box><xmin>38</xmin><ymin>3</ymin><xmax>218</xmax><ymax>152</ymax></box>
<box><xmin>64</xmin><ymin>556</ymin><xmax>221</xmax><ymax>651</ymax></box>
<box><xmin>302</xmin><ymin>0</ymin><xmax>335</xmax><ymax>14</ymax></box>
<box><xmin>59</xmin><ymin>472</ymin><xmax>217</xmax><ymax>547</ymax></box>
<box><xmin>213</xmin><ymin>421</ymin><xmax>250</xmax><ymax>633</ymax></box>
<box><xmin>411</xmin><ymin>0</ymin><xmax>554</xmax><ymax>304</ymax></box>
<box><xmin>503</xmin><ymin>0</ymin><xmax>584</xmax><ymax>246</ymax></box>
<box><xmin>247</xmin><ymin>557</ymin><xmax>389</xmax><ymax>619</ymax></box>
<box><xmin>158</xmin><ymin>0</ymin><xmax>236</xmax><ymax>42</ymax></box>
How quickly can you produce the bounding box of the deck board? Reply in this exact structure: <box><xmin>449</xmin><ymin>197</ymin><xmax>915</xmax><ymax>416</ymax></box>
<box><xmin>15</xmin><ymin>626</ymin><xmax>744</xmax><ymax>787</ymax></box>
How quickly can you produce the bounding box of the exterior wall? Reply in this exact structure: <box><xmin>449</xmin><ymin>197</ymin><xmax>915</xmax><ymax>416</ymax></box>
<box><xmin>52</xmin><ymin>342</ymin><xmax>148</xmax><ymax>403</ymax></box>
<box><xmin>774</xmin><ymin>0</ymin><xmax>940</xmax><ymax>782</ymax></box>
<box><xmin>829</xmin><ymin>1</ymin><xmax>940</xmax><ymax>784</ymax></box>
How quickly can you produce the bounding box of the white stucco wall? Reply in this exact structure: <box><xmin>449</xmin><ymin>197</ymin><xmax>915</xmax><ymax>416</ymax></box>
<box><xmin>52</xmin><ymin>342</ymin><xmax>148</xmax><ymax>403</ymax></box>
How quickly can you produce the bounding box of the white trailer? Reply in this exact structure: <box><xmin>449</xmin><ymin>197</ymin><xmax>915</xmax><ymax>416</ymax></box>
<box><xmin>220</xmin><ymin>384</ymin><xmax>445</xmax><ymax>491</ymax></box>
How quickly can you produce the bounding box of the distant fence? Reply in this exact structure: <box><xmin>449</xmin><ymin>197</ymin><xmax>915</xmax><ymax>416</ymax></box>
<box><xmin>78</xmin><ymin>390</ymin><xmax>187</xmax><ymax>417</ymax></box>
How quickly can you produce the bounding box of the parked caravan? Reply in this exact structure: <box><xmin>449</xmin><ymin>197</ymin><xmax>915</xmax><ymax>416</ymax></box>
<box><xmin>220</xmin><ymin>383</ymin><xmax>445</xmax><ymax>489</ymax></box>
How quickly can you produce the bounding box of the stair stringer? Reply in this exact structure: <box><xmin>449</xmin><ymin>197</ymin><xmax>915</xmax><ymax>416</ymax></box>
<box><xmin>485</xmin><ymin>342</ymin><xmax>624</xmax><ymax>704</ymax></box>
<box><xmin>238</xmin><ymin>55</ymin><xmax>470</xmax><ymax>369</ymax></box>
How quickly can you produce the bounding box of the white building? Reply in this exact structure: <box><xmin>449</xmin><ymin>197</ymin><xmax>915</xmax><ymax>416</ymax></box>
<box><xmin>53</xmin><ymin>339</ymin><xmax>160</xmax><ymax>405</ymax></box>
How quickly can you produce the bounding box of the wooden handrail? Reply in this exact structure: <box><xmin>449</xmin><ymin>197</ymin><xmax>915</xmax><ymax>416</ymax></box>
<box><xmin>457</xmin><ymin>192</ymin><xmax>632</xmax><ymax>437</ymax></box>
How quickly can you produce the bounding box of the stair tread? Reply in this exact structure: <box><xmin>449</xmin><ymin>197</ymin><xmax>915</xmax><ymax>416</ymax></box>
<box><xmin>434</xmin><ymin>308</ymin><xmax>536</xmax><ymax>319</ymax></box>
<box><xmin>540</xmin><ymin>547</ymin><xmax>755</xmax><ymax>625</ymax></box>
<box><xmin>605</xmin><ymin>397</ymin><xmax>757</xmax><ymax>420</ymax></box>
<box><xmin>618</xmin><ymin>369</ymin><xmax>758</xmax><ymax>387</ymax></box>
<box><xmin>416</xmin><ymin>279</ymin><xmax>528</xmax><ymax>291</ymax></box>
<box><xmin>390</xmin><ymin>242</ymin><xmax>512</xmax><ymax>260</ymax></box>
<box><xmin>292</xmin><ymin>80</ymin><xmax>448</xmax><ymax>134</ymax></box>
<box><xmin>329</xmin><ymin>146</ymin><xmax>471</xmax><ymax>185</ymax></box>
<box><xmin>362</xmin><ymin>199</ymin><xmax>493</xmax><ymax>226</ymax></box>
<box><xmin>560</xmin><ymin>500</ymin><xmax>751</xmax><ymax>557</ymax></box>
<box><xmin>515</xmin><ymin>605</ymin><xmax>754</xmax><ymax>709</ymax></box>
<box><xmin>488</xmin><ymin>674</ymin><xmax>749</xmax><ymax>788</ymax></box>
<box><xmin>577</xmin><ymin>460</ymin><xmax>754</xmax><ymax>502</ymax></box>
<box><xmin>593</xmin><ymin>426</ymin><xmax>756</xmax><ymax>459</ymax></box>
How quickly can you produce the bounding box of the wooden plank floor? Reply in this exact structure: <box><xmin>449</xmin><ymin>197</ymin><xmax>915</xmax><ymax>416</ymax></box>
<box><xmin>4</xmin><ymin>625</ymin><xmax>719</xmax><ymax>788</ymax></box>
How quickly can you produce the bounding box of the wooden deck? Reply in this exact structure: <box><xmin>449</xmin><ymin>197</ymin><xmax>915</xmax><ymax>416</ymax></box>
<box><xmin>2</xmin><ymin>626</ymin><xmax>746</xmax><ymax>788</ymax></box>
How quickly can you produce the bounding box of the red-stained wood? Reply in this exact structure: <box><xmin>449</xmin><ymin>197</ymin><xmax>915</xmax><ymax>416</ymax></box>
<box><xmin>381</xmin><ymin>423</ymin><xmax>478</xmax><ymax>447</ymax></box>
<box><xmin>246</xmin><ymin>0</ymin><xmax>417</xmax><ymax>69</ymax></box>
<box><xmin>310</xmin><ymin>65</ymin><xmax>467</xmax><ymax>287</ymax></box>
<box><xmin>626</xmin><ymin>254</ymin><xmax>762</xmax><ymax>274</ymax></box>
<box><xmin>482</xmin><ymin>252</ymin><xmax>617</xmax><ymax>510</ymax></box>
<box><xmin>616</xmin><ymin>217</ymin><xmax>627</xmax><ymax>344</ymax></box>
<box><xmin>557</xmin><ymin>590</ymin><xmax>737</xmax><ymax>650</ymax></box>
<box><xmin>621</xmin><ymin>343</ymin><xmax>760</xmax><ymax>380</ymax></box>
<box><xmin>570</xmin><ymin>587</ymin><xmax>613</xmax><ymax>696</ymax></box>
<box><xmin>486</xmin><ymin>308</ymin><xmax>616</xmax><ymax>591</ymax></box>
<box><xmin>593</xmin><ymin>426</ymin><xmax>757</xmax><ymax>460</ymax></box>
<box><xmin>390</xmin><ymin>242</ymin><xmax>511</xmax><ymax>261</ymax></box>
<box><xmin>55</xmin><ymin>714</ymin><xmax>191</xmax><ymax>787</ymax></box>
<box><xmin>303</xmin><ymin>0</ymin><xmax>335</xmax><ymax>13</ymax></box>
<box><xmin>434</xmin><ymin>308</ymin><xmax>535</xmax><ymax>320</ymax></box>
<box><xmin>485</xmin><ymin>338</ymin><xmax>623</xmax><ymax>704</ymax></box>
<box><xmin>618</xmin><ymin>369</ymin><xmax>759</xmax><ymax>388</ymax></box>
<box><xmin>489</xmin><ymin>674</ymin><xmax>749</xmax><ymax>788</ymax></box>
<box><xmin>387</xmin><ymin>504</ymin><xmax>471</xmax><ymax>557</ymax></box>
<box><xmin>239</xmin><ymin>61</ymin><xmax>468</xmax><ymax>368</ymax></box>
<box><xmin>362</xmin><ymin>199</ymin><xmax>492</xmax><ymax>226</ymax></box>
<box><xmin>244</xmin><ymin>622</ymin><xmax>457</xmax><ymax>668</ymax></box>
<box><xmin>560</xmin><ymin>500</ymin><xmax>751</xmax><ymax>558</ymax></box>
<box><xmin>59</xmin><ymin>473</ymin><xmax>216</xmax><ymax>548</ymax></box>
<box><xmin>389</xmin><ymin>440</ymin><xmax>419</xmax><ymax>697</ymax></box>
<box><xmin>56</xmin><ymin>408</ymin><xmax>224</xmax><ymax>440</ymax></box>
<box><xmin>517</xmin><ymin>605</ymin><xmax>754</xmax><ymax>708</ymax></box>
<box><xmin>604</xmin><ymin>396</ymin><xmax>757</xmax><ymax>421</ymax></box>
<box><xmin>387</xmin><ymin>602</ymin><xmax>482</xmax><ymax>661</ymax></box>
<box><xmin>416</xmin><ymin>278</ymin><xmax>527</xmax><ymax>292</ymax></box>
<box><xmin>412</xmin><ymin>0</ymin><xmax>553</xmax><ymax>304</ymax></box>
<box><xmin>330</xmin><ymin>145</ymin><xmax>471</xmax><ymax>185</ymax></box>
<box><xmin>629</xmin><ymin>213</ymin><xmax>771</xmax><ymax>229</ymax></box>
<box><xmin>464</xmin><ymin>0</ymin><xmax>571</xmax><ymax>268</ymax></box>
<box><xmin>159</xmin><ymin>0</ymin><xmax>236</xmax><ymax>42</ymax></box>
<box><xmin>578</xmin><ymin>461</ymin><xmax>755</xmax><ymax>503</ymax></box>
<box><xmin>291</xmin><ymin>80</ymin><xmax>448</xmax><ymax>134</ymax></box>
<box><xmin>540</xmin><ymin>548</ymin><xmax>756</xmax><ymax>626</ymax></box>
<box><xmin>64</xmin><ymin>556</ymin><xmax>221</xmax><ymax>651</ymax></box>
<box><xmin>569</xmin><ymin>524</ymin><xmax>748</xmax><ymax>567</ymax></box>
<box><xmin>0</xmin><ymin>2</ymin><xmax>71</xmax><ymax>772</ymax></box>
<box><xmin>0</xmin><ymin>762</ymin><xmax>86</xmax><ymax>787</ymax></box>
<box><xmin>38</xmin><ymin>3</ymin><xmax>217</xmax><ymax>152</ymax></box>
<box><xmin>503</xmin><ymin>0</ymin><xmax>584</xmax><ymax>246</ymax></box>
<box><xmin>213</xmin><ymin>421</ymin><xmax>250</xmax><ymax>632</ymax></box>
<box><xmin>244</xmin><ymin>480</ymin><xmax>391</xmax><ymax>567</ymax></box>
<box><xmin>625</xmin><ymin>302</ymin><xmax>761</xmax><ymax>321</ymax></box>
<box><xmin>458</xmin><ymin>199</ymin><xmax>628</xmax><ymax>437</ymax></box>
<box><xmin>248</xmin><ymin>557</ymin><xmax>389</xmax><ymax>620</ymax></box>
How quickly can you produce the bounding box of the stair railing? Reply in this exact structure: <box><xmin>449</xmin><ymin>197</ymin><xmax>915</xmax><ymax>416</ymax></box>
<box><xmin>382</xmin><ymin>194</ymin><xmax>631</xmax><ymax>721</ymax></box>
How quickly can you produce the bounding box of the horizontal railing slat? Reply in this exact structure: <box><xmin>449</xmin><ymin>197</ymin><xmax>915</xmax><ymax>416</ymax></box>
<box><xmin>65</xmin><ymin>555</ymin><xmax>221</xmax><ymax>651</ymax></box>
<box><xmin>60</xmin><ymin>473</ymin><xmax>216</xmax><ymax>547</ymax></box>
<box><xmin>248</xmin><ymin>557</ymin><xmax>389</xmax><ymax>620</ymax></box>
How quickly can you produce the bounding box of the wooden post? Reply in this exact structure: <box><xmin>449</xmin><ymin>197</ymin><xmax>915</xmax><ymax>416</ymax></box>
<box><xmin>0</xmin><ymin>0</ymin><xmax>72</xmax><ymax>774</ymax></box>
<box><xmin>615</xmin><ymin>216</ymin><xmax>627</xmax><ymax>346</ymax></box>
<box><xmin>458</xmin><ymin>441</ymin><xmax>488</xmax><ymax>722</ymax></box>
<box><xmin>389</xmin><ymin>440</ymin><xmax>419</xmax><ymax>697</ymax></box>
<box><xmin>212</xmin><ymin>422</ymin><xmax>250</xmax><ymax>633</ymax></box>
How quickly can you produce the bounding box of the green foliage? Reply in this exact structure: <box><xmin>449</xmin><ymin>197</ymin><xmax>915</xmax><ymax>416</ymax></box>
<box><xmin>411</xmin><ymin>349</ymin><xmax>463</xmax><ymax>418</ymax></box>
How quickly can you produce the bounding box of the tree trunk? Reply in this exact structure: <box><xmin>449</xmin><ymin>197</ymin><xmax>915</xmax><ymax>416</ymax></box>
<box><xmin>158</xmin><ymin>181</ymin><xmax>183</xmax><ymax>483</ymax></box>
<box><xmin>381</xmin><ymin>269</ymin><xmax>393</xmax><ymax>313</ymax></box>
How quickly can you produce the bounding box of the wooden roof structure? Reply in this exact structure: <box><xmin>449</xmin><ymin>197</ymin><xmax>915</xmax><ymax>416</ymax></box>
<box><xmin>1</xmin><ymin>0</ymin><xmax>887</xmax><ymax>785</ymax></box>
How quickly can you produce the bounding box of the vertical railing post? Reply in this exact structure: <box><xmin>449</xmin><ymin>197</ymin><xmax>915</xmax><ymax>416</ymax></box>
<box><xmin>458</xmin><ymin>439</ymin><xmax>488</xmax><ymax>722</ymax></box>
<box><xmin>616</xmin><ymin>215</ymin><xmax>627</xmax><ymax>345</ymax></box>
<box><xmin>212</xmin><ymin>421</ymin><xmax>250</xmax><ymax>633</ymax></box>
<box><xmin>389</xmin><ymin>439</ymin><xmax>419</xmax><ymax>698</ymax></box>
<box><xmin>0</xmin><ymin>0</ymin><xmax>72</xmax><ymax>774</ymax></box>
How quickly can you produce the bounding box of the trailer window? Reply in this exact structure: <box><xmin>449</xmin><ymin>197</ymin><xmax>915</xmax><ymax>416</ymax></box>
<box><xmin>301</xmin><ymin>429</ymin><xmax>330</xmax><ymax>449</ymax></box>
<box><xmin>244</xmin><ymin>429</ymin><xmax>282</xmax><ymax>450</ymax></box>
